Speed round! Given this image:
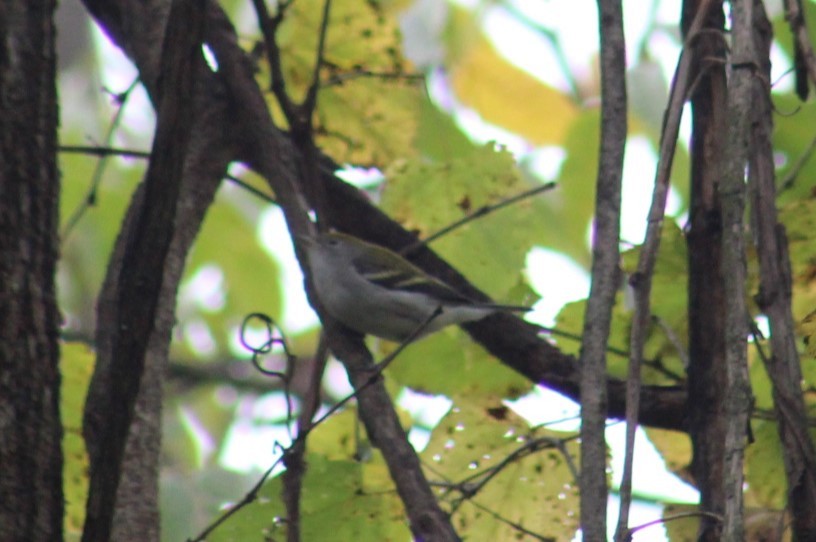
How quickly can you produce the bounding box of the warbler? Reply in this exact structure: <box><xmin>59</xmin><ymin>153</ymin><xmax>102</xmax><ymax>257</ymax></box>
<box><xmin>299</xmin><ymin>232</ymin><xmax>530</xmax><ymax>342</ymax></box>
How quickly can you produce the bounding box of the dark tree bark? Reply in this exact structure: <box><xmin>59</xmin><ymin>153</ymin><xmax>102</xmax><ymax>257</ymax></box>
<box><xmin>749</xmin><ymin>2</ymin><xmax>816</xmax><ymax>539</ymax></box>
<box><xmin>682</xmin><ymin>1</ymin><xmax>728</xmax><ymax>540</ymax></box>
<box><xmin>0</xmin><ymin>1</ymin><xmax>64</xmax><ymax>540</ymax></box>
<box><xmin>80</xmin><ymin>1</ymin><xmax>232</xmax><ymax>540</ymax></box>
<box><xmin>719</xmin><ymin>0</ymin><xmax>755</xmax><ymax>538</ymax></box>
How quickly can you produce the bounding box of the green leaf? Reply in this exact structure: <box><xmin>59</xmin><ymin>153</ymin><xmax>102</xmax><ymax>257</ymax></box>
<box><xmin>317</xmin><ymin>77</ymin><xmax>423</xmax><ymax>166</ymax></box>
<box><xmin>621</xmin><ymin>220</ymin><xmax>689</xmax><ymax>361</ymax></box>
<box><xmin>802</xmin><ymin>309</ymin><xmax>816</xmax><ymax>364</ymax></box>
<box><xmin>307</xmin><ymin>408</ymin><xmax>361</xmax><ymax>461</ymax></box>
<box><xmin>662</xmin><ymin>503</ymin><xmax>700</xmax><ymax>541</ymax></box>
<box><xmin>259</xmin><ymin>0</ymin><xmax>422</xmax><ymax>166</ymax></box>
<box><xmin>778</xmin><ymin>198</ymin><xmax>816</xmax><ymax>325</ymax></box>
<box><xmin>556</xmin><ymin>220</ymin><xmax>689</xmax><ymax>384</ymax></box>
<box><xmin>643</xmin><ymin>428</ymin><xmax>692</xmax><ymax>486</ymax></box>
<box><xmin>773</xmin><ymin>93</ymin><xmax>816</xmax><ymax>204</ymax></box>
<box><xmin>749</xmin><ymin>342</ymin><xmax>775</xmax><ymax>411</ymax></box>
<box><xmin>208</xmin><ymin>454</ymin><xmax>409</xmax><ymax>541</ymax></box>
<box><xmin>422</xmin><ymin>399</ymin><xmax>580</xmax><ymax>541</ymax></box>
<box><xmin>381</xmin><ymin>329</ymin><xmax>531</xmax><ymax>399</ymax></box>
<box><xmin>415</xmin><ymin>99</ymin><xmax>476</xmax><ymax>161</ymax></box>
<box><xmin>744</xmin><ymin>420</ymin><xmax>787</xmax><ymax>509</ymax></box>
<box><xmin>381</xmin><ymin>142</ymin><xmax>550</xmax><ymax>301</ymax></box>
<box><xmin>554</xmin><ymin>291</ymin><xmax>686</xmax><ymax>386</ymax></box>
<box><xmin>177</xmin><ymin>185</ymin><xmax>282</xmax><ymax>358</ymax></box>
<box><xmin>61</xmin><ymin>342</ymin><xmax>95</xmax><ymax>539</ymax></box>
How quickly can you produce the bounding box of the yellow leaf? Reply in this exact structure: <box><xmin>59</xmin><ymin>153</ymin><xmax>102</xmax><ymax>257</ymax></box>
<box><xmin>255</xmin><ymin>0</ymin><xmax>423</xmax><ymax>166</ymax></box>
<box><xmin>62</xmin><ymin>343</ymin><xmax>95</xmax><ymax>538</ymax></box>
<box><xmin>451</xmin><ymin>39</ymin><xmax>577</xmax><ymax>146</ymax></box>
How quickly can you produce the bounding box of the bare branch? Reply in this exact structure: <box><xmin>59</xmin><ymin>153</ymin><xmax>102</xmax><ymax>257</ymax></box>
<box><xmin>59</xmin><ymin>144</ymin><xmax>277</xmax><ymax>203</ymax></box>
<box><xmin>583</xmin><ymin>0</ymin><xmax>627</xmax><ymax>539</ymax></box>
<box><xmin>783</xmin><ymin>0</ymin><xmax>816</xmax><ymax>96</ymax></box>
<box><xmin>81</xmin><ymin>1</ymin><xmax>203</xmax><ymax>539</ymax></box>
<box><xmin>615</xmin><ymin>2</ymin><xmax>715</xmax><ymax>538</ymax></box>
<box><xmin>61</xmin><ymin>78</ymin><xmax>140</xmax><ymax>240</ymax></box>
<box><xmin>749</xmin><ymin>2</ymin><xmax>816</xmax><ymax>537</ymax></box>
<box><xmin>718</xmin><ymin>0</ymin><xmax>755</xmax><ymax>537</ymax></box>
<box><xmin>401</xmin><ymin>182</ymin><xmax>557</xmax><ymax>256</ymax></box>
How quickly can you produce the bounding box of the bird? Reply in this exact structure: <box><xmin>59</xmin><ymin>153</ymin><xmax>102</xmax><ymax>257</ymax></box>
<box><xmin>299</xmin><ymin>232</ymin><xmax>530</xmax><ymax>342</ymax></box>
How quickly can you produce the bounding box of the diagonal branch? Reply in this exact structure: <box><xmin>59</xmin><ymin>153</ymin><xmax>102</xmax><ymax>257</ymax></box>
<box><xmin>615</xmin><ymin>2</ymin><xmax>715</xmax><ymax>539</ymax></box>
<box><xmin>81</xmin><ymin>1</ymin><xmax>204</xmax><ymax>540</ymax></box>
<box><xmin>205</xmin><ymin>6</ymin><xmax>460</xmax><ymax>540</ymax></box>
<box><xmin>79</xmin><ymin>0</ymin><xmax>691</xmax><ymax>475</ymax></box>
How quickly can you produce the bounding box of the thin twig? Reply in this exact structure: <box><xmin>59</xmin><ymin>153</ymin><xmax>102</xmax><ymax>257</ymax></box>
<box><xmin>323</xmin><ymin>69</ymin><xmax>425</xmax><ymax>87</ymax></box>
<box><xmin>302</xmin><ymin>0</ymin><xmax>332</xmax><ymax>117</ymax></box>
<box><xmin>651</xmin><ymin>315</ymin><xmax>690</xmax><ymax>369</ymax></box>
<box><xmin>188</xmin><ymin>451</ymin><xmax>287</xmax><ymax>542</ymax></box>
<box><xmin>443</xmin><ymin>434</ymin><xmax>580</xmax><ymax>505</ymax></box>
<box><xmin>303</xmin><ymin>309</ymin><xmax>442</xmax><ymax>444</ymax></box>
<box><xmin>61</xmin><ymin>78</ymin><xmax>140</xmax><ymax>240</ymax></box>
<box><xmin>251</xmin><ymin>0</ymin><xmax>297</xmax><ymax>121</ymax></box>
<box><xmin>401</xmin><ymin>182</ymin><xmax>556</xmax><ymax>256</ymax></box>
<box><xmin>538</xmin><ymin>325</ymin><xmax>685</xmax><ymax>382</ymax></box>
<box><xmin>59</xmin><ymin>144</ymin><xmax>277</xmax><ymax>203</ymax></box>
<box><xmin>778</xmin><ymin>132</ymin><xmax>816</xmax><ymax>192</ymax></box>
<box><xmin>59</xmin><ymin>144</ymin><xmax>149</xmax><ymax>159</ymax></box>
<box><xmin>625</xmin><ymin>510</ymin><xmax>723</xmax><ymax>539</ymax></box>
<box><xmin>281</xmin><ymin>332</ymin><xmax>328</xmax><ymax>540</ymax></box>
<box><xmin>615</xmin><ymin>2</ymin><xmax>714</xmax><ymax>539</ymax></box>
<box><xmin>783</xmin><ymin>0</ymin><xmax>816</xmax><ymax>93</ymax></box>
<box><xmin>191</xmin><ymin>309</ymin><xmax>441</xmax><ymax>541</ymax></box>
<box><xmin>463</xmin><ymin>499</ymin><xmax>555</xmax><ymax>542</ymax></box>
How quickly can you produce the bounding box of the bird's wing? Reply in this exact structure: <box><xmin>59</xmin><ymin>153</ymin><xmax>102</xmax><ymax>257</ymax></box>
<box><xmin>350</xmin><ymin>250</ymin><xmax>472</xmax><ymax>305</ymax></box>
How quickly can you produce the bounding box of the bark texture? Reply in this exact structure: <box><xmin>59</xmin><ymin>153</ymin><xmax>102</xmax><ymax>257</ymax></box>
<box><xmin>683</xmin><ymin>1</ymin><xmax>728</xmax><ymax>540</ymax></box>
<box><xmin>0</xmin><ymin>1</ymin><xmax>64</xmax><ymax>540</ymax></box>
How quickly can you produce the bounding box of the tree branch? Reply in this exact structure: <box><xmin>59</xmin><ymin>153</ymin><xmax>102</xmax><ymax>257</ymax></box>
<box><xmin>749</xmin><ymin>2</ymin><xmax>816</xmax><ymax>538</ymax></box>
<box><xmin>81</xmin><ymin>1</ymin><xmax>204</xmax><ymax>540</ymax></box>
<box><xmin>582</xmin><ymin>1</ymin><xmax>626</xmax><ymax>540</ymax></box>
<box><xmin>719</xmin><ymin>0</ymin><xmax>754</xmax><ymax>538</ymax></box>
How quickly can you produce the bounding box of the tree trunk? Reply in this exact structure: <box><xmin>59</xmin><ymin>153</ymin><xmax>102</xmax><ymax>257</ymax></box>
<box><xmin>0</xmin><ymin>1</ymin><xmax>64</xmax><ymax>540</ymax></box>
<box><xmin>683</xmin><ymin>1</ymin><xmax>728</xmax><ymax>539</ymax></box>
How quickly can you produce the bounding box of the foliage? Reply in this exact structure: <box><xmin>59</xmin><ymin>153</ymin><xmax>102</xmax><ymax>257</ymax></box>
<box><xmin>261</xmin><ymin>0</ymin><xmax>423</xmax><ymax>165</ymax></box>
<box><xmin>61</xmin><ymin>343</ymin><xmax>94</xmax><ymax>542</ymax></box>
<box><xmin>52</xmin><ymin>0</ymin><xmax>816</xmax><ymax>540</ymax></box>
<box><xmin>208</xmin><ymin>453</ymin><xmax>410</xmax><ymax>541</ymax></box>
<box><xmin>421</xmin><ymin>401</ymin><xmax>580</xmax><ymax>541</ymax></box>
